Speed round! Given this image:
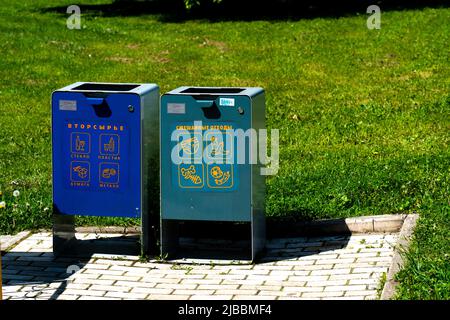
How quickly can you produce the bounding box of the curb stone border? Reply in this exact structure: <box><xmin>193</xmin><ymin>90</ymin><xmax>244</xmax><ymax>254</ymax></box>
<box><xmin>73</xmin><ymin>214</ymin><xmax>408</xmax><ymax>237</ymax></box>
<box><xmin>380</xmin><ymin>214</ymin><xmax>419</xmax><ymax>300</ymax></box>
<box><xmin>267</xmin><ymin>214</ymin><xmax>407</xmax><ymax>237</ymax></box>
<box><xmin>0</xmin><ymin>231</ymin><xmax>32</xmax><ymax>252</ymax></box>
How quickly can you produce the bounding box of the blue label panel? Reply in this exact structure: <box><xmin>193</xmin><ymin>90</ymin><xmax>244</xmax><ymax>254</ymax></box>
<box><xmin>63</xmin><ymin>121</ymin><xmax>129</xmax><ymax>192</ymax></box>
<box><xmin>170</xmin><ymin>123</ymin><xmax>238</xmax><ymax>192</ymax></box>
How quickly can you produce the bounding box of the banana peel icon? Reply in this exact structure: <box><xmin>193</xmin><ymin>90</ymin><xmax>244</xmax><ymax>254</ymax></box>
<box><xmin>181</xmin><ymin>165</ymin><xmax>202</xmax><ymax>184</ymax></box>
<box><xmin>180</xmin><ymin>137</ymin><xmax>199</xmax><ymax>155</ymax></box>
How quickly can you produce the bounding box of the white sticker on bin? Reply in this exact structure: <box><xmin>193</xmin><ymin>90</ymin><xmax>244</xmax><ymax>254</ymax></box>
<box><xmin>219</xmin><ymin>98</ymin><xmax>235</xmax><ymax>107</ymax></box>
<box><xmin>59</xmin><ymin>100</ymin><xmax>77</xmax><ymax>111</ymax></box>
<box><xmin>167</xmin><ymin>103</ymin><xmax>186</xmax><ymax>114</ymax></box>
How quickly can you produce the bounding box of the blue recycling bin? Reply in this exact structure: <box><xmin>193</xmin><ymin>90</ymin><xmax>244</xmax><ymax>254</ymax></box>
<box><xmin>51</xmin><ymin>82</ymin><xmax>159</xmax><ymax>256</ymax></box>
<box><xmin>160</xmin><ymin>87</ymin><xmax>266</xmax><ymax>261</ymax></box>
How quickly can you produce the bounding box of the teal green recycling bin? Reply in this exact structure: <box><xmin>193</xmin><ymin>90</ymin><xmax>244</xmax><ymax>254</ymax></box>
<box><xmin>160</xmin><ymin>87</ymin><xmax>266</xmax><ymax>261</ymax></box>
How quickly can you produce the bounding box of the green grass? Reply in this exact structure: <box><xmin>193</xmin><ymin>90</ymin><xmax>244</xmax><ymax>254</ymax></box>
<box><xmin>395</xmin><ymin>203</ymin><xmax>450</xmax><ymax>299</ymax></box>
<box><xmin>0</xmin><ymin>0</ymin><xmax>449</xmax><ymax>299</ymax></box>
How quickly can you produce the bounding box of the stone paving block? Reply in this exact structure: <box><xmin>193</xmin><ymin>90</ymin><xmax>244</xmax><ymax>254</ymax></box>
<box><xmin>352</xmin><ymin>267</ymin><xmax>388</xmax><ymax>274</ymax></box>
<box><xmin>348</xmin><ymin>278</ymin><xmax>380</xmax><ymax>286</ymax></box>
<box><xmin>173</xmin><ymin>289</ymin><xmax>215</xmax><ymax>296</ymax></box>
<box><xmin>80</xmin><ymin>263</ymin><xmax>110</xmax><ymax>270</ymax></box>
<box><xmin>277</xmin><ymin>296</ymin><xmax>310</xmax><ymax>300</ymax></box>
<box><xmin>67</xmin><ymin>273</ymin><xmax>99</xmax><ymax>280</ymax></box>
<box><xmin>115</xmin><ymin>280</ymin><xmax>157</xmax><ymax>288</ymax></box>
<box><xmin>295</xmin><ymin>264</ymin><xmax>335</xmax><ymax>271</ymax></box>
<box><xmin>310</xmin><ymin>268</ymin><xmax>353</xmax><ymax>276</ymax></box>
<box><xmin>240</xmin><ymin>285</ymin><xmax>283</xmax><ymax>291</ymax></box>
<box><xmin>140</xmin><ymin>289</ymin><xmax>176</xmax><ymax>297</ymax></box>
<box><xmin>276</xmin><ymin>259</ymin><xmax>315</xmax><ymax>266</ymax></box>
<box><xmin>289</xmin><ymin>269</ymin><xmax>311</xmax><ymax>275</ymax></box>
<box><xmin>315</xmin><ymin>258</ymin><xmax>355</xmax><ymax>265</ymax></box>
<box><xmin>221</xmin><ymin>279</ymin><xmax>265</xmax><ymax>286</ymax></box>
<box><xmin>55</xmin><ymin>294</ymin><xmax>80</xmax><ymax>300</ymax></box>
<box><xmin>63</xmin><ymin>289</ymin><xmax>107</xmax><ymax>297</ymax></box>
<box><xmin>248</xmin><ymin>274</ymin><xmax>288</xmax><ymax>282</ymax></box>
<box><xmin>268</xmin><ymin>270</ymin><xmax>297</xmax><ymax>277</ymax></box>
<box><xmin>287</xmin><ymin>275</ymin><xmax>329</xmax><ymax>282</ymax></box>
<box><xmin>58</xmin><ymin>283</ymin><xmax>91</xmax><ymax>290</ymax></box>
<box><xmin>155</xmin><ymin>283</ymin><xmax>198</xmax><ymax>290</ymax></box>
<box><xmin>190</xmin><ymin>295</ymin><xmax>233</xmax><ymax>300</ymax></box>
<box><xmin>95</xmin><ymin>259</ymin><xmax>134</xmax><ymax>267</ymax></box>
<box><xmin>197</xmin><ymin>284</ymin><xmax>239</xmax><ymax>290</ymax></box>
<box><xmin>72</xmin><ymin>278</ymin><xmax>115</xmax><ymax>286</ymax></box>
<box><xmin>306</xmin><ymin>280</ymin><xmax>348</xmax><ymax>287</ymax></box>
<box><xmin>325</xmin><ymin>285</ymin><xmax>367</xmax><ymax>292</ymax></box>
<box><xmin>283</xmin><ymin>286</ymin><xmax>324</xmax><ymax>293</ymax></box>
<box><xmin>78</xmin><ymin>296</ymin><xmax>119</xmax><ymax>300</ymax></box>
<box><xmin>2</xmin><ymin>285</ymin><xmax>24</xmax><ymax>292</ymax></box>
<box><xmin>83</xmin><ymin>269</ymin><xmax>123</xmax><ymax>276</ymax></box>
<box><xmin>301</xmin><ymin>291</ymin><xmax>345</xmax><ymax>298</ymax></box>
<box><xmin>229</xmin><ymin>268</ymin><xmax>269</xmax><ymax>275</ymax></box>
<box><xmin>19</xmin><ymin>284</ymin><xmax>50</xmax><ymax>292</ymax></box>
<box><xmin>147</xmin><ymin>294</ymin><xmax>191</xmax><ymax>300</ymax></box>
<box><xmin>344</xmin><ymin>290</ymin><xmax>377</xmax><ymax>297</ymax></box>
<box><xmin>271</xmin><ymin>280</ymin><xmax>307</xmax><ymax>288</ymax></box>
<box><xmin>142</xmin><ymin>276</ymin><xmax>182</xmax><ymax>284</ymax></box>
<box><xmin>109</xmin><ymin>265</ymin><xmax>150</xmax><ymax>274</ymax></box>
<box><xmin>257</xmin><ymin>290</ymin><xmax>281</xmax><ymax>298</ymax></box>
<box><xmin>205</xmin><ymin>274</ymin><xmax>247</xmax><ymax>280</ymax></box>
<box><xmin>233</xmin><ymin>295</ymin><xmax>278</xmax><ymax>300</ymax></box>
<box><xmin>216</xmin><ymin>289</ymin><xmax>259</xmax><ymax>296</ymax></box>
<box><xmin>106</xmin><ymin>291</ymin><xmax>148</xmax><ymax>299</ymax></box>
<box><xmin>164</xmin><ymin>273</ymin><xmax>205</xmax><ymax>279</ymax></box>
<box><xmin>256</xmin><ymin>264</ymin><xmax>296</xmax><ymax>270</ymax></box>
<box><xmin>310</xmin><ymin>254</ymin><xmax>339</xmax><ymax>260</ymax></box>
<box><xmin>99</xmin><ymin>274</ymin><xmax>142</xmax><ymax>282</ymax></box>
<box><xmin>90</xmin><ymin>284</ymin><xmax>130</xmax><ymax>292</ymax></box>
<box><xmin>356</xmin><ymin>257</ymin><xmax>393</xmax><ymax>263</ymax></box>
<box><xmin>182</xmin><ymin>278</ymin><xmax>223</xmax><ymax>285</ymax></box>
<box><xmin>329</xmin><ymin>273</ymin><xmax>375</xmax><ymax>281</ymax></box>
<box><xmin>347</xmin><ymin>262</ymin><xmax>378</xmax><ymax>268</ymax></box>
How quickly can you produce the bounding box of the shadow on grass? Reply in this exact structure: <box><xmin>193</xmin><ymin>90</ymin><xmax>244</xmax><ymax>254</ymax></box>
<box><xmin>39</xmin><ymin>0</ymin><xmax>450</xmax><ymax>22</ymax></box>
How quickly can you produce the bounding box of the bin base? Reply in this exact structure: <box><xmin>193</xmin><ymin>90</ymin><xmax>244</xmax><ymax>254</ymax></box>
<box><xmin>53</xmin><ymin>210</ymin><xmax>141</xmax><ymax>258</ymax></box>
<box><xmin>160</xmin><ymin>220</ymin><xmax>265</xmax><ymax>263</ymax></box>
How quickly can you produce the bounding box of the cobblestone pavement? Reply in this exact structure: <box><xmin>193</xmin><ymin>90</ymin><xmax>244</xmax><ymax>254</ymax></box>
<box><xmin>1</xmin><ymin>232</ymin><xmax>398</xmax><ymax>300</ymax></box>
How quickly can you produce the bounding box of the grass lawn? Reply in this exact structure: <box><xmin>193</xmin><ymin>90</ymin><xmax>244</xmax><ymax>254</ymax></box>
<box><xmin>0</xmin><ymin>1</ymin><xmax>448</xmax><ymax>299</ymax></box>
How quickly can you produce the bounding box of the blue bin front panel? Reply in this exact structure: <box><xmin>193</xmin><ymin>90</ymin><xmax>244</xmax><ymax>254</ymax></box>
<box><xmin>52</xmin><ymin>92</ymin><xmax>141</xmax><ymax>218</ymax></box>
<box><xmin>161</xmin><ymin>95</ymin><xmax>252</xmax><ymax>222</ymax></box>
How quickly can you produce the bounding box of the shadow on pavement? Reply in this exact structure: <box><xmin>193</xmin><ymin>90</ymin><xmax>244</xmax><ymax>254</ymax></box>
<box><xmin>1</xmin><ymin>234</ymin><xmax>139</xmax><ymax>300</ymax></box>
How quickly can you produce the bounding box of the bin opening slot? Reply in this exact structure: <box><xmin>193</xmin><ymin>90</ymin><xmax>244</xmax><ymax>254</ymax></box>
<box><xmin>81</xmin><ymin>93</ymin><xmax>112</xmax><ymax>118</ymax></box>
<box><xmin>201</xmin><ymin>102</ymin><xmax>221</xmax><ymax>119</ymax></box>
<box><xmin>73</xmin><ymin>83</ymin><xmax>139</xmax><ymax>91</ymax></box>
<box><xmin>181</xmin><ymin>88</ymin><xmax>245</xmax><ymax>94</ymax></box>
